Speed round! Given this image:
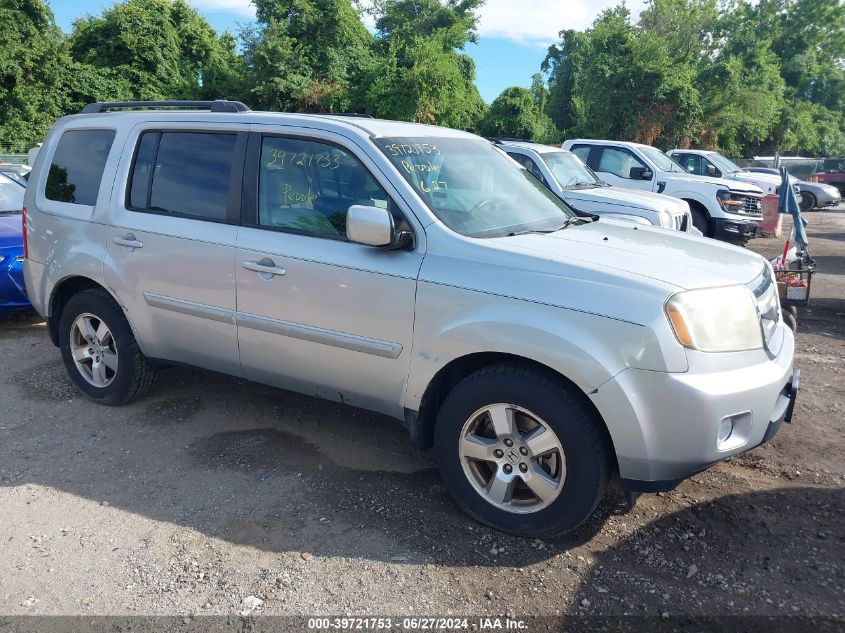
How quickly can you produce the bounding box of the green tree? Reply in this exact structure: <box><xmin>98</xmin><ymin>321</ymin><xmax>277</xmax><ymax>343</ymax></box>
<box><xmin>0</xmin><ymin>0</ymin><xmax>66</xmax><ymax>150</ymax></box>
<box><xmin>362</xmin><ymin>0</ymin><xmax>486</xmax><ymax>128</ymax></box>
<box><xmin>545</xmin><ymin>7</ymin><xmax>701</xmax><ymax>147</ymax></box>
<box><xmin>69</xmin><ymin>0</ymin><xmax>242</xmax><ymax>101</ymax></box>
<box><xmin>478</xmin><ymin>86</ymin><xmax>557</xmax><ymax>142</ymax></box>
<box><xmin>245</xmin><ymin>0</ymin><xmax>374</xmax><ymax>111</ymax></box>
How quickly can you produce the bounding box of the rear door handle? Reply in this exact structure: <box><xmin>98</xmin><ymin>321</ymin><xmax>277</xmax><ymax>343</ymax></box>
<box><xmin>112</xmin><ymin>234</ymin><xmax>143</xmax><ymax>249</ymax></box>
<box><xmin>242</xmin><ymin>259</ymin><xmax>286</xmax><ymax>277</ymax></box>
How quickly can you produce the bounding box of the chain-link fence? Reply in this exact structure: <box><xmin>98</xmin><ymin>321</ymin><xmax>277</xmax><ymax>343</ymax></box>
<box><xmin>733</xmin><ymin>158</ymin><xmax>824</xmax><ymax>181</ymax></box>
<box><xmin>0</xmin><ymin>154</ymin><xmax>28</xmax><ymax>164</ymax></box>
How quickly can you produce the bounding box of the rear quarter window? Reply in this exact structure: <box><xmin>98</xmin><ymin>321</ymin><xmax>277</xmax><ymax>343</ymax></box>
<box><xmin>45</xmin><ymin>129</ymin><xmax>115</xmax><ymax>206</ymax></box>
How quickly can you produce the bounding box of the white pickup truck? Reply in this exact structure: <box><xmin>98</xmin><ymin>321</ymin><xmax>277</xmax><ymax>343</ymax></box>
<box><xmin>496</xmin><ymin>140</ymin><xmax>695</xmax><ymax>232</ymax></box>
<box><xmin>562</xmin><ymin>139</ymin><xmax>765</xmax><ymax>243</ymax></box>
<box><xmin>666</xmin><ymin>149</ymin><xmax>802</xmax><ymax>199</ymax></box>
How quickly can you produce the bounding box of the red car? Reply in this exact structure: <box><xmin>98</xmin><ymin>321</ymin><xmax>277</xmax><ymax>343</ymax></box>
<box><xmin>810</xmin><ymin>158</ymin><xmax>845</xmax><ymax>197</ymax></box>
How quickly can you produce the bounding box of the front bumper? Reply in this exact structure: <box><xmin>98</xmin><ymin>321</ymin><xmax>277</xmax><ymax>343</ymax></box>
<box><xmin>590</xmin><ymin>324</ymin><xmax>796</xmax><ymax>487</ymax></box>
<box><xmin>817</xmin><ymin>193</ymin><xmax>842</xmax><ymax>208</ymax></box>
<box><xmin>712</xmin><ymin>216</ymin><xmax>759</xmax><ymax>242</ymax></box>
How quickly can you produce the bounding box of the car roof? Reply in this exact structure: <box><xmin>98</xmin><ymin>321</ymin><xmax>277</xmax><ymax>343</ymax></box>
<box><xmin>495</xmin><ymin>140</ymin><xmax>568</xmax><ymax>155</ymax></box>
<box><xmin>565</xmin><ymin>139</ymin><xmax>658</xmax><ymax>151</ymax></box>
<box><xmin>669</xmin><ymin>149</ymin><xmax>716</xmax><ymax>155</ymax></box>
<box><xmin>63</xmin><ymin>109</ymin><xmax>479</xmax><ymax>142</ymax></box>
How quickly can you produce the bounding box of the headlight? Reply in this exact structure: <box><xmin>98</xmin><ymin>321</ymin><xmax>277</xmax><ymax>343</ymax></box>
<box><xmin>665</xmin><ymin>286</ymin><xmax>762</xmax><ymax>352</ymax></box>
<box><xmin>659</xmin><ymin>210</ymin><xmax>673</xmax><ymax>228</ymax></box>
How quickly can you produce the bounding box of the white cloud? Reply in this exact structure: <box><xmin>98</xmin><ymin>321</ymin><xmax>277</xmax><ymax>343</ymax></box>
<box><xmin>478</xmin><ymin>0</ymin><xmax>649</xmax><ymax>46</ymax></box>
<box><xmin>189</xmin><ymin>0</ymin><xmax>255</xmax><ymax>18</ymax></box>
<box><xmin>184</xmin><ymin>0</ymin><xmax>650</xmax><ymax>43</ymax></box>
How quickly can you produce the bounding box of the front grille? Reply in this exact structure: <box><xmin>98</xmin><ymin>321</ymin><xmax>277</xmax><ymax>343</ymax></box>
<box><xmin>742</xmin><ymin>196</ymin><xmax>763</xmax><ymax>215</ymax></box>
<box><xmin>747</xmin><ymin>265</ymin><xmax>779</xmax><ymax>348</ymax></box>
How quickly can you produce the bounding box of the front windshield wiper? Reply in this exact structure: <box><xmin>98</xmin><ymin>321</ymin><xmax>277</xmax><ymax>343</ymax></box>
<box><xmin>565</xmin><ymin>181</ymin><xmax>601</xmax><ymax>189</ymax></box>
<box><xmin>506</xmin><ymin>216</ymin><xmax>592</xmax><ymax>237</ymax></box>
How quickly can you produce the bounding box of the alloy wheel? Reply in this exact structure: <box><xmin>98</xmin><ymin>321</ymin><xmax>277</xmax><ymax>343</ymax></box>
<box><xmin>70</xmin><ymin>312</ymin><xmax>118</xmax><ymax>388</ymax></box>
<box><xmin>458</xmin><ymin>404</ymin><xmax>565</xmax><ymax>514</ymax></box>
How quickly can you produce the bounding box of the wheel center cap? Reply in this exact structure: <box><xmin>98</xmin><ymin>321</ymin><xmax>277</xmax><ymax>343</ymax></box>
<box><xmin>505</xmin><ymin>448</ymin><xmax>520</xmax><ymax>464</ymax></box>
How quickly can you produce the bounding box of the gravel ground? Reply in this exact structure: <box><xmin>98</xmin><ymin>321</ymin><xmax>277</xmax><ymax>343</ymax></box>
<box><xmin>0</xmin><ymin>206</ymin><xmax>842</xmax><ymax>630</ymax></box>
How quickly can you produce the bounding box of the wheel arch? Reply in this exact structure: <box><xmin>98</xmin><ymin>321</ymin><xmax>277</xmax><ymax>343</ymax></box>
<box><xmin>46</xmin><ymin>276</ymin><xmax>143</xmax><ymax>353</ymax></box>
<box><xmin>406</xmin><ymin>352</ymin><xmax>619</xmax><ymax>474</ymax></box>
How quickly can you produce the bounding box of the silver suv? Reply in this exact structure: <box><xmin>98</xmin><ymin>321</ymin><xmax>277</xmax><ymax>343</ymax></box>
<box><xmin>23</xmin><ymin>101</ymin><xmax>799</xmax><ymax>537</ymax></box>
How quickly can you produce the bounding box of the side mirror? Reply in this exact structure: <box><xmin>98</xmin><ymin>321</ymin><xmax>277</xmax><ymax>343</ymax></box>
<box><xmin>706</xmin><ymin>164</ymin><xmax>717</xmax><ymax>176</ymax></box>
<box><xmin>346</xmin><ymin>205</ymin><xmax>413</xmax><ymax>250</ymax></box>
<box><xmin>629</xmin><ymin>166</ymin><xmax>653</xmax><ymax>180</ymax></box>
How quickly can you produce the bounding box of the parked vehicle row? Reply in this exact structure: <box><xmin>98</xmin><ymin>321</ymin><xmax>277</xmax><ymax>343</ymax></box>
<box><xmin>495</xmin><ymin>140</ymin><xmax>695</xmax><ymax>233</ymax></box>
<box><xmin>745</xmin><ymin>167</ymin><xmax>842</xmax><ymax>212</ymax></box>
<box><xmin>21</xmin><ymin>101</ymin><xmax>798</xmax><ymax>538</ymax></box>
<box><xmin>561</xmin><ymin>139</ymin><xmax>767</xmax><ymax>243</ymax></box>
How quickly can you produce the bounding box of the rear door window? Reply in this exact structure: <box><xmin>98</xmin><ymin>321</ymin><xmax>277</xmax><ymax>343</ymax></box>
<box><xmin>127</xmin><ymin>131</ymin><xmax>239</xmax><ymax>223</ymax></box>
<box><xmin>45</xmin><ymin>129</ymin><xmax>115</xmax><ymax>205</ymax></box>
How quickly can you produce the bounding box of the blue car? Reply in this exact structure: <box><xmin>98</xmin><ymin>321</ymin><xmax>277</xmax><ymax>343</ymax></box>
<box><xmin>0</xmin><ymin>172</ymin><xmax>29</xmax><ymax>312</ymax></box>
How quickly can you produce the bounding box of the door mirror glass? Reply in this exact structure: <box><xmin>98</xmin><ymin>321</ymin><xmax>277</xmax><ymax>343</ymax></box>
<box><xmin>346</xmin><ymin>205</ymin><xmax>394</xmax><ymax>247</ymax></box>
<box><xmin>629</xmin><ymin>166</ymin><xmax>653</xmax><ymax>180</ymax></box>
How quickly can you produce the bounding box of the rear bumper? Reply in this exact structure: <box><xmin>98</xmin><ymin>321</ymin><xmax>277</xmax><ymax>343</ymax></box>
<box><xmin>712</xmin><ymin>217</ymin><xmax>759</xmax><ymax>242</ymax></box>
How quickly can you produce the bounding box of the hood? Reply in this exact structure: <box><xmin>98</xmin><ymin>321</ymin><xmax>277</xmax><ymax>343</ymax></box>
<box><xmin>489</xmin><ymin>219</ymin><xmax>765</xmax><ymax>291</ymax></box>
<box><xmin>0</xmin><ymin>213</ymin><xmax>23</xmax><ymax>247</ymax></box>
<box><xmin>567</xmin><ymin>185</ymin><xmax>688</xmax><ymax>214</ymax></box>
<box><xmin>663</xmin><ymin>172</ymin><xmax>764</xmax><ymax>194</ymax></box>
<box><xmin>731</xmin><ymin>171</ymin><xmax>792</xmax><ymax>195</ymax></box>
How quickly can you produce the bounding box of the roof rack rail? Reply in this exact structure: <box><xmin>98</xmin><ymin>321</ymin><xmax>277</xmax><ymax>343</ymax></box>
<box><xmin>80</xmin><ymin>100</ymin><xmax>251</xmax><ymax>114</ymax></box>
<box><xmin>304</xmin><ymin>112</ymin><xmax>374</xmax><ymax>119</ymax></box>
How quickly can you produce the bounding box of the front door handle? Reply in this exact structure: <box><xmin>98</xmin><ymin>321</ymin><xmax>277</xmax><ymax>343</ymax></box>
<box><xmin>242</xmin><ymin>259</ymin><xmax>286</xmax><ymax>277</ymax></box>
<box><xmin>113</xmin><ymin>234</ymin><xmax>143</xmax><ymax>249</ymax></box>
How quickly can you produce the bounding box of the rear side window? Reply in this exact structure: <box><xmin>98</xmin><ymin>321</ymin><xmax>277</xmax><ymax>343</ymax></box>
<box><xmin>128</xmin><ymin>131</ymin><xmax>238</xmax><ymax>222</ymax></box>
<box><xmin>45</xmin><ymin>129</ymin><xmax>115</xmax><ymax>205</ymax></box>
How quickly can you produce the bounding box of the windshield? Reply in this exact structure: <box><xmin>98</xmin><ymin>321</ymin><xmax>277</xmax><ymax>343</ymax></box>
<box><xmin>640</xmin><ymin>147</ymin><xmax>686</xmax><ymax>173</ymax></box>
<box><xmin>378</xmin><ymin>137</ymin><xmax>575</xmax><ymax>238</ymax></box>
<box><xmin>540</xmin><ymin>152</ymin><xmax>602</xmax><ymax>188</ymax></box>
<box><xmin>0</xmin><ymin>175</ymin><xmax>24</xmax><ymax>213</ymax></box>
<box><xmin>708</xmin><ymin>153</ymin><xmax>743</xmax><ymax>175</ymax></box>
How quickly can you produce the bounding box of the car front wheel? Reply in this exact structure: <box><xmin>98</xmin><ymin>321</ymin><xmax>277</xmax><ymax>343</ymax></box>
<box><xmin>434</xmin><ymin>364</ymin><xmax>610</xmax><ymax>538</ymax></box>
<box><xmin>59</xmin><ymin>288</ymin><xmax>156</xmax><ymax>405</ymax></box>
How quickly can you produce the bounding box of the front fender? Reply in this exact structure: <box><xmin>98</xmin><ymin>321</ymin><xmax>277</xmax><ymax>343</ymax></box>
<box><xmin>404</xmin><ymin>280</ymin><xmax>668</xmax><ymax>412</ymax></box>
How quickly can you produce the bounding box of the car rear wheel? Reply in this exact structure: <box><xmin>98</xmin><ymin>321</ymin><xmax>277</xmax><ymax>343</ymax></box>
<box><xmin>434</xmin><ymin>363</ymin><xmax>609</xmax><ymax>537</ymax></box>
<box><xmin>59</xmin><ymin>288</ymin><xmax>156</xmax><ymax>405</ymax></box>
<box><xmin>799</xmin><ymin>192</ymin><xmax>816</xmax><ymax>213</ymax></box>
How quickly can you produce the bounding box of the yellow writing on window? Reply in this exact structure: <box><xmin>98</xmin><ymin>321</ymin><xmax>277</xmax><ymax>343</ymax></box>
<box><xmin>384</xmin><ymin>143</ymin><xmax>440</xmax><ymax>157</ymax></box>
<box><xmin>401</xmin><ymin>159</ymin><xmax>441</xmax><ymax>175</ymax></box>
<box><xmin>268</xmin><ymin>149</ymin><xmax>342</xmax><ymax>170</ymax></box>
<box><xmin>419</xmin><ymin>180</ymin><xmax>448</xmax><ymax>193</ymax></box>
<box><xmin>283</xmin><ymin>184</ymin><xmax>318</xmax><ymax>205</ymax></box>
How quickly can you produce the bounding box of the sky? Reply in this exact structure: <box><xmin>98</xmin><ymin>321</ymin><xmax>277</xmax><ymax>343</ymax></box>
<box><xmin>49</xmin><ymin>0</ymin><xmax>649</xmax><ymax>103</ymax></box>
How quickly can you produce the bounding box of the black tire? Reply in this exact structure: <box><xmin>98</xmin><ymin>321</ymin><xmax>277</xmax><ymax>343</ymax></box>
<box><xmin>784</xmin><ymin>311</ymin><xmax>797</xmax><ymax>332</ymax></box>
<box><xmin>690</xmin><ymin>206</ymin><xmax>711</xmax><ymax>237</ymax></box>
<box><xmin>58</xmin><ymin>288</ymin><xmax>156</xmax><ymax>405</ymax></box>
<box><xmin>434</xmin><ymin>363</ymin><xmax>610</xmax><ymax>538</ymax></box>
<box><xmin>799</xmin><ymin>192</ymin><xmax>816</xmax><ymax>213</ymax></box>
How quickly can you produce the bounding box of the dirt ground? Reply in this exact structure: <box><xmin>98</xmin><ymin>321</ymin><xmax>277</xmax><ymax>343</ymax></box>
<box><xmin>0</xmin><ymin>207</ymin><xmax>842</xmax><ymax>630</ymax></box>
